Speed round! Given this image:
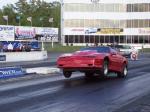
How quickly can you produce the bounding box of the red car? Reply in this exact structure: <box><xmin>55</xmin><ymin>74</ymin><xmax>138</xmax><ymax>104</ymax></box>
<box><xmin>57</xmin><ymin>46</ymin><xmax>128</xmax><ymax>78</ymax></box>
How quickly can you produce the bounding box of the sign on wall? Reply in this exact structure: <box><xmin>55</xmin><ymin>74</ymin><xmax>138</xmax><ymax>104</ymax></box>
<box><xmin>124</xmin><ymin>28</ymin><xmax>150</xmax><ymax>35</ymax></box>
<box><xmin>36</xmin><ymin>27</ymin><xmax>58</xmax><ymax>42</ymax></box>
<box><xmin>64</xmin><ymin>28</ymin><xmax>85</xmax><ymax>35</ymax></box>
<box><xmin>15</xmin><ymin>26</ymin><xmax>36</xmax><ymax>40</ymax></box>
<box><xmin>0</xmin><ymin>25</ymin><xmax>14</xmax><ymax>41</ymax></box>
<box><xmin>64</xmin><ymin>28</ymin><xmax>123</xmax><ymax>35</ymax></box>
<box><xmin>64</xmin><ymin>27</ymin><xmax>150</xmax><ymax>36</ymax></box>
<box><xmin>0</xmin><ymin>55</ymin><xmax>6</xmax><ymax>61</ymax></box>
<box><xmin>0</xmin><ymin>67</ymin><xmax>26</xmax><ymax>79</ymax></box>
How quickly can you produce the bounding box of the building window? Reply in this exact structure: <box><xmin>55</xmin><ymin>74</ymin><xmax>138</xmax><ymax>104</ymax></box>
<box><xmin>127</xmin><ymin>4</ymin><xmax>150</xmax><ymax>12</ymax></box>
<box><xmin>64</xmin><ymin>3</ymin><xmax>126</xmax><ymax>12</ymax></box>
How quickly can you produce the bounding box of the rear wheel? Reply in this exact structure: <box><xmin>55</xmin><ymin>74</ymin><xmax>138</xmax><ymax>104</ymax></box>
<box><xmin>63</xmin><ymin>71</ymin><xmax>72</xmax><ymax>78</ymax></box>
<box><xmin>117</xmin><ymin>64</ymin><xmax>128</xmax><ymax>78</ymax></box>
<box><xmin>101</xmin><ymin>60</ymin><xmax>109</xmax><ymax>77</ymax></box>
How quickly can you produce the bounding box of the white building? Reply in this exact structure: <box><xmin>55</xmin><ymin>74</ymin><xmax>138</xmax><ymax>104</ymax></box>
<box><xmin>61</xmin><ymin>0</ymin><xmax>150</xmax><ymax>48</ymax></box>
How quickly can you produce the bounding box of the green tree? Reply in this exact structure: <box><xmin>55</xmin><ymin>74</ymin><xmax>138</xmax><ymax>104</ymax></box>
<box><xmin>0</xmin><ymin>9</ymin><xmax>3</xmax><ymax>25</ymax></box>
<box><xmin>1</xmin><ymin>4</ymin><xmax>17</xmax><ymax>25</ymax></box>
<box><xmin>0</xmin><ymin>0</ymin><xmax>61</xmax><ymax>27</ymax></box>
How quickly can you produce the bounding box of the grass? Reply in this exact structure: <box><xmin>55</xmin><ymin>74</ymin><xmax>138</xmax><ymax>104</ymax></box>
<box><xmin>140</xmin><ymin>48</ymin><xmax>150</xmax><ymax>53</ymax></box>
<box><xmin>43</xmin><ymin>42</ymin><xmax>150</xmax><ymax>53</ymax></box>
<box><xmin>44</xmin><ymin>43</ymin><xmax>84</xmax><ymax>53</ymax></box>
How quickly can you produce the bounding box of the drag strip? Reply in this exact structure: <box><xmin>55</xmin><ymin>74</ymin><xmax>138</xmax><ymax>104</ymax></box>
<box><xmin>0</xmin><ymin>63</ymin><xmax>150</xmax><ymax>112</ymax></box>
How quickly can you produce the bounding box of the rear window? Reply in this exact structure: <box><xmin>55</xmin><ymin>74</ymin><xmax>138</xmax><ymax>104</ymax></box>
<box><xmin>80</xmin><ymin>47</ymin><xmax>110</xmax><ymax>53</ymax></box>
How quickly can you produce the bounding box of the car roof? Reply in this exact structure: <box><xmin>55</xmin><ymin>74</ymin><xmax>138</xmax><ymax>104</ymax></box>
<box><xmin>82</xmin><ymin>46</ymin><xmax>110</xmax><ymax>49</ymax></box>
<box><xmin>80</xmin><ymin>46</ymin><xmax>111</xmax><ymax>52</ymax></box>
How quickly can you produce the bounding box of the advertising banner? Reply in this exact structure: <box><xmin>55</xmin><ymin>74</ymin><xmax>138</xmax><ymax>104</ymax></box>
<box><xmin>64</xmin><ymin>27</ymin><xmax>150</xmax><ymax>36</ymax></box>
<box><xmin>124</xmin><ymin>28</ymin><xmax>150</xmax><ymax>35</ymax></box>
<box><xmin>0</xmin><ymin>25</ymin><xmax>14</xmax><ymax>41</ymax></box>
<box><xmin>15</xmin><ymin>26</ymin><xmax>36</xmax><ymax>40</ymax></box>
<box><xmin>36</xmin><ymin>27</ymin><xmax>58</xmax><ymax>42</ymax></box>
<box><xmin>86</xmin><ymin>28</ymin><xmax>124</xmax><ymax>35</ymax></box>
<box><xmin>64</xmin><ymin>28</ymin><xmax>123</xmax><ymax>35</ymax></box>
<box><xmin>64</xmin><ymin>28</ymin><xmax>85</xmax><ymax>35</ymax></box>
<box><xmin>0</xmin><ymin>67</ymin><xmax>26</xmax><ymax>79</ymax></box>
<box><xmin>0</xmin><ymin>55</ymin><xmax>6</xmax><ymax>61</ymax></box>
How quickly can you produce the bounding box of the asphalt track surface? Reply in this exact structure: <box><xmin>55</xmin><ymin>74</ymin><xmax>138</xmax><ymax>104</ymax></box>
<box><xmin>0</xmin><ymin>59</ymin><xmax>150</xmax><ymax>112</ymax></box>
<box><xmin>0</xmin><ymin>52</ymin><xmax>150</xmax><ymax>69</ymax></box>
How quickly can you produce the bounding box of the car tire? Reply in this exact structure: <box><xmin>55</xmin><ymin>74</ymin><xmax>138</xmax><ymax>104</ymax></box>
<box><xmin>101</xmin><ymin>60</ymin><xmax>109</xmax><ymax>77</ymax></box>
<box><xmin>85</xmin><ymin>72</ymin><xmax>94</xmax><ymax>78</ymax></box>
<box><xmin>63</xmin><ymin>71</ymin><xmax>72</xmax><ymax>78</ymax></box>
<box><xmin>117</xmin><ymin>64</ymin><xmax>128</xmax><ymax>78</ymax></box>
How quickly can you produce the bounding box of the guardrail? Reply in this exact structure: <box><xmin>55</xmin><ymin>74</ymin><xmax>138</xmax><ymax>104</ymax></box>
<box><xmin>0</xmin><ymin>51</ymin><xmax>48</xmax><ymax>63</ymax></box>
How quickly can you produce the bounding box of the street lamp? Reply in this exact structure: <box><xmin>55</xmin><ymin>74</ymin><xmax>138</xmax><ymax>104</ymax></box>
<box><xmin>49</xmin><ymin>18</ymin><xmax>54</xmax><ymax>48</ymax></box>
<box><xmin>113</xmin><ymin>23</ymin><xmax>116</xmax><ymax>46</ymax></box>
<box><xmin>91</xmin><ymin>0</ymin><xmax>100</xmax><ymax>46</ymax></box>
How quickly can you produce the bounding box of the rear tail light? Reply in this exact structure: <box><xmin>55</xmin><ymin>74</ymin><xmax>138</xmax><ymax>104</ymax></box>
<box><xmin>94</xmin><ymin>59</ymin><xmax>101</xmax><ymax>65</ymax></box>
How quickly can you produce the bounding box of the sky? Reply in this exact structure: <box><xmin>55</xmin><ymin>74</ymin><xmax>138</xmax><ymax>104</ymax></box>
<box><xmin>0</xmin><ymin>0</ymin><xmax>59</xmax><ymax>9</ymax></box>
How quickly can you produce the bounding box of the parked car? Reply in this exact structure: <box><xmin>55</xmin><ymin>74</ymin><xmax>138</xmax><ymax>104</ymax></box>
<box><xmin>57</xmin><ymin>46</ymin><xmax>128</xmax><ymax>78</ymax></box>
<box><xmin>21</xmin><ymin>42</ymin><xmax>31</xmax><ymax>52</ymax></box>
<box><xmin>111</xmin><ymin>45</ymin><xmax>138</xmax><ymax>57</ymax></box>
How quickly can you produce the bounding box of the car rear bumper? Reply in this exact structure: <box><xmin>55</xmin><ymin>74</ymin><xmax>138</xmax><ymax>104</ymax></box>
<box><xmin>58</xmin><ymin>61</ymin><xmax>103</xmax><ymax>67</ymax></box>
<box><xmin>57</xmin><ymin>63</ymin><xmax>103</xmax><ymax>72</ymax></box>
<box><xmin>57</xmin><ymin>56</ymin><xmax>103</xmax><ymax>72</ymax></box>
<box><xmin>58</xmin><ymin>67</ymin><xmax>102</xmax><ymax>73</ymax></box>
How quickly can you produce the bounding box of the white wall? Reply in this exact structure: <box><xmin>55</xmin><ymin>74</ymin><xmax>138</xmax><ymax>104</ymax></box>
<box><xmin>64</xmin><ymin>12</ymin><xmax>150</xmax><ymax>20</ymax></box>
<box><xmin>0</xmin><ymin>51</ymin><xmax>48</xmax><ymax>63</ymax></box>
<box><xmin>65</xmin><ymin>43</ymin><xmax>150</xmax><ymax>49</ymax></box>
<box><xmin>63</xmin><ymin>0</ymin><xmax>150</xmax><ymax>4</ymax></box>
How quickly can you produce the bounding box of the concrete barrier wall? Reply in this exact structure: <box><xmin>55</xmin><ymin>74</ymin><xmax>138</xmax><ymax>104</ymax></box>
<box><xmin>65</xmin><ymin>43</ymin><xmax>150</xmax><ymax>49</ymax></box>
<box><xmin>0</xmin><ymin>51</ymin><xmax>48</xmax><ymax>63</ymax></box>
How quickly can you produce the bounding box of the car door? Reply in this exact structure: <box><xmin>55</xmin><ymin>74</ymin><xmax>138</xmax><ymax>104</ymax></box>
<box><xmin>116</xmin><ymin>51</ymin><xmax>124</xmax><ymax>71</ymax></box>
<box><xmin>109</xmin><ymin>48</ymin><xmax>122</xmax><ymax>71</ymax></box>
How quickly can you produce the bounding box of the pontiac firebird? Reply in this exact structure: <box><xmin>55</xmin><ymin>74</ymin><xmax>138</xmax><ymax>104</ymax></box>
<box><xmin>57</xmin><ymin>46</ymin><xmax>128</xmax><ymax>78</ymax></box>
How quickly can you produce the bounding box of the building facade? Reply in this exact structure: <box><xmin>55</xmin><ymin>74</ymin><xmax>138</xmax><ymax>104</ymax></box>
<box><xmin>61</xmin><ymin>0</ymin><xmax>150</xmax><ymax>47</ymax></box>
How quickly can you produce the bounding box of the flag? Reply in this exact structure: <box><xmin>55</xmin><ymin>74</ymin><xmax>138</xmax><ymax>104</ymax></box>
<box><xmin>3</xmin><ymin>15</ymin><xmax>8</xmax><ymax>21</ymax></box>
<box><xmin>16</xmin><ymin>16</ymin><xmax>20</xmax><ymax>20</ymax></box>
<box><xmin>16</xmin><ymin>16</ymin><xmax>20</xmax><ymax>23</ymax></box>
<box><xmin>49</xmin><ymin>18</ymin><xmax>53</xmax><ymax>23</ymax></box>
<box><xmin>40</xmin><ymin>17</ymin><xmax>43</xmax><ymax>21</ymax></box>
<box><xmin>27</xmin><ymin>17</ymin><xmax>32</xmax><ymax>22</ymax></box>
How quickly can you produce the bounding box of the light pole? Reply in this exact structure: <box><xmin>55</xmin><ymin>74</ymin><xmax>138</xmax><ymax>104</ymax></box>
<box><xmin>113</xmin><ymin>23</ymin><xmax>116</xmax><ymax>45</ymax></box>
<box><xmin>41</xmin><ymin>41</ymin><xmax>45</xmax><ymax>51</ymax></box>
<box><xmin>49</xmin><ymin>18</ymin><xmax>54</xmax><ymax>48</ymax></box>
<box><xmin>92</xmin><ymin>0</ymin><xmax>99</xmax><ymax>46</ymax></box>
<box><xmin>60</xmin><ymin>0</ymin><xmax>64</xmax><ymax>45</ymax></box>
